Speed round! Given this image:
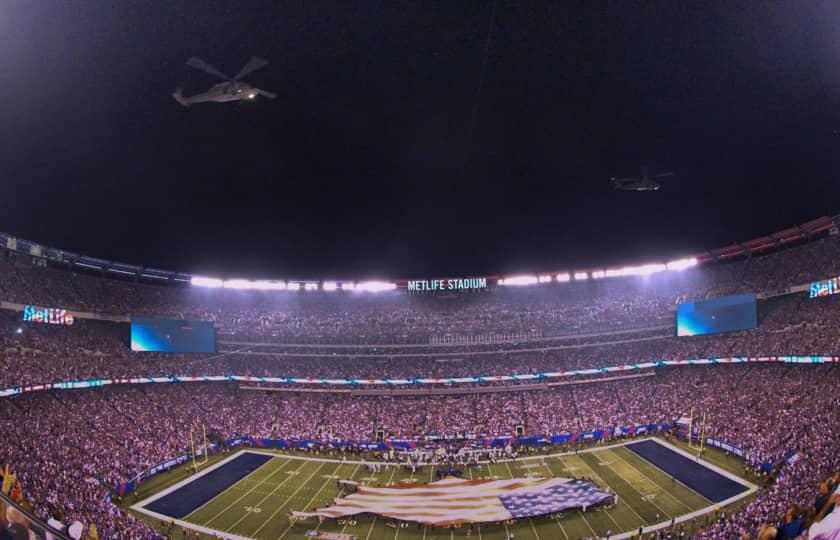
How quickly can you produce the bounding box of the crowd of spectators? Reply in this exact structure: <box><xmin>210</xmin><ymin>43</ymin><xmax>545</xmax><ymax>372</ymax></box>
<box><xmin>0</xmin><ymin>234</ymin><xmax>839</xmax><ymax>344</ymax></box>
<box><xmin>0</xmin><ymin>363</ymin><xmax>836</xmax><ymax>539</ymax></box>
<box><xmin>0</xmin><ymin>291</ymin><xmax>837</xmax><ymax>390</ymax></box>
<box><xmin>0</xmin><ymin>234</ymin><xmax>837</xmax><ymax>538</ymax></box>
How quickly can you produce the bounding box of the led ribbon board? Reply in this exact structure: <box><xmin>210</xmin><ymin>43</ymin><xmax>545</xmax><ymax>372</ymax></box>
<box><xmin>2</xmin><ymin>356</ymin><xmax>837</xmax><ymax>398</ymax></box>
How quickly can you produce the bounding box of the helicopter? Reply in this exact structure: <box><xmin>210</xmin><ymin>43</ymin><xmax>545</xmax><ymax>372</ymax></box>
<box><xmin>172</xmin><ymin>57</ymin><xmax>276</xmax><ymax>107</ymax></box>
<box><xmin>611</xmin><ymin>168</ymin><xmax>674</xmax><ymax>191</ymax></box>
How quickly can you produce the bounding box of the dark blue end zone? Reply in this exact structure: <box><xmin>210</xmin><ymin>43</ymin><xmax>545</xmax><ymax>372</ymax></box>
<box><xmin>145</xmin><ymin>452</ymin><xmax>273</xmax><ymax>518</ymax></box>
<box><xmin>626</xmin><ymin>440</ymin><xmax>746</xmax><ymax>502</ymax></box>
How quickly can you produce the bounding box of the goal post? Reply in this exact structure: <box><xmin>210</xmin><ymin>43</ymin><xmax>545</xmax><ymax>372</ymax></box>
<box><xmin>191</xmin><ymin>425</ymin><xmax>209</xmax><ymax>470</ymax></box>
<box><xmin>687</xmin><ymin>408</ymin><xmax>706</xmax><ymax>453</ymax></box>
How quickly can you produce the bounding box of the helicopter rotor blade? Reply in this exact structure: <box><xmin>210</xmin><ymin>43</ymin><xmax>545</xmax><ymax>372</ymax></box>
<box><xmin>254</xmin><ymin>88</ymin><xmax>277</xmax><ymax>99</ymax></box>
<box><xmin>186</xmin><ymin>57</ymin><xmax>230</xmax><ymax>80</ymax></box>
<box><xmin>234</xmin><ymin>57</ymin><xmax>269</xmax><ymax>80</ymax></box>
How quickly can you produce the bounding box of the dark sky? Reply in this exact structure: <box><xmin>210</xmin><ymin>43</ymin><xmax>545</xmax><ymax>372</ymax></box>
<box><xmin>2</xmin><ymin>1</ymin><xmax>840</xmax><ymax>279</ymax></box>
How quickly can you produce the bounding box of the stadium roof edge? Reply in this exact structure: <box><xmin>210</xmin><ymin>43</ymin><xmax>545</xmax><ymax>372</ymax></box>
<box><xmin>0</xmin><ymin>215</ymin><xmax>835</xmax><ymax>288</ymax></box>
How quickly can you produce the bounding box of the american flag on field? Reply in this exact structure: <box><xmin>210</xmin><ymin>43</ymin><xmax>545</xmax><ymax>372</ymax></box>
<box><xmin>304</xmin><ymin>476</ymin><xmax>612</xmax><ymax>526</ymax></box>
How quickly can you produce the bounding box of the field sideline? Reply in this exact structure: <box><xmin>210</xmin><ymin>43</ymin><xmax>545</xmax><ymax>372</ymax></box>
<box><xmin>132</xmin><ymin>438</ymin><xmax>757</xmax><ymax>540</ymax></box>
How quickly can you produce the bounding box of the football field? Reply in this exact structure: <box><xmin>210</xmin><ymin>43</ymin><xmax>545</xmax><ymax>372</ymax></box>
<box><xmin>132</xmin><ymin>439</ymin><xmax>756</xmax><ymax>540</ymax></box>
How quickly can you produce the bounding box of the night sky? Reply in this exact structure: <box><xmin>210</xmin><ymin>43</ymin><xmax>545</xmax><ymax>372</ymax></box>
<box><xmin>2</xmin><ymin>1</ymin><xmax>840</xmax><ymax>280</ymax></box>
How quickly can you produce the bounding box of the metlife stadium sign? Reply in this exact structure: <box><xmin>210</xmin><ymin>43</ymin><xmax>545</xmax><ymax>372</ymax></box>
<box><xmin>809</xmin><ymin>275</ymin><xmax>840</xmax><ymax>298</ymax></box>
<box><xmin>406</xmin><ymin>277</ymin><xmax>488</xmax><ymax>292</ymax></box>
<box><xmin>22</xmin><ymin>305</ymin><xmax>74</xmax><ymax>326</ymax></box>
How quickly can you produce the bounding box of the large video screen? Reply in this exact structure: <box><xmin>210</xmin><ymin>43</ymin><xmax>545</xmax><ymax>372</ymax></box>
<box><xmin>131</xmin><ymin>317</ymin><xmax>216</xmax><ymax>353</ymax></box>
<box><xmin>676</xmin><ymin>293</ymin><xmax>757</xmax><ymax>337</ymax></box>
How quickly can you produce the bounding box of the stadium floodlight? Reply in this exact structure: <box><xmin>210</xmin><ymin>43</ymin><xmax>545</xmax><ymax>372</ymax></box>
<box><xmin>556</xmin><ymin>273</ymin><xmax>571</xmax><ymax>282</ymax></box>
<box><xmin>341</xmin><ymin>282</ymin><xmax>356</xmax><ymax>291</ymax></box>
<box><xmin>304</xmin><ymin>283</ymin><xmax>318</xmax><ymax>291</ymax></box>
<box><xmin>538</xmin><ymin>275</ymin><xmax>552</xmax><ymax>283</ymax></box>
<box><xmin>667</xmin><ymin>257</ymin><xmax>699</xmax><ymax>271</ymax></box>
<box><xmin>499</xmin><ymin>275</ymin><xmax>539</xmax><ymax>286</ymax></box>
<box><xmin>220</xmin><ymin>279</ymin><xmax>286</xmax><ymax>290</ymax></box>
<box><xmin>605</xmin><ymin>263</ymin><xmax>667</xmax><ymax>278</ymax></box>
<box><xmin>222</xmin><ymin>279</ymin><xmax>252</xmax><ymax>289</ymax></box>
<box><xmin>322</xmin><ymin>281</ymin><xmax>338</xmax><ymax>291</ymax></box>
<box><xmin>254</xmin><ymin>280</ymin><xmax>286</xmax><ymax>290</ymax></box>
<box><xmin>355</xmin><ymin>281</ymin><xmax>397</xmax><ymax>292</ymax></box>
<box><xmin>287</xmin><ymin>282</ymin><xmax>301</xmax><ymax>291</ymax></box>
<box><xmin>592</xmin><ymin>270</ymin><xmax>605</xmax><ymax>279</ymax></box>
<box><xmin>573</xmin><ymin>272</ymin><xmax>588</xmax><ymax>281</ymax></box>
<box><xmin>191</xmin><ymin>276</ymin><xmax>223</xmax><ymax>288</ymax></box>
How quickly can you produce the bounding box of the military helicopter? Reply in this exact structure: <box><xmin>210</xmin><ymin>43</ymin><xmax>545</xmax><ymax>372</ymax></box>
<box><xmin>611</xmin><ymin>168</ymin><xmax>674</xmax><ymax>191</ymax></box>
<box><xmin>172</xmin><ymin>57</ymin><xmax>276</xmax><ymax>107</ymax></box>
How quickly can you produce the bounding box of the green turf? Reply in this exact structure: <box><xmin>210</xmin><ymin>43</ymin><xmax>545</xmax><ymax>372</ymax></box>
<box><xmin>133</xmin><ymin>438</ymin><xmax>751</xmax><ymax>540</ymax></box>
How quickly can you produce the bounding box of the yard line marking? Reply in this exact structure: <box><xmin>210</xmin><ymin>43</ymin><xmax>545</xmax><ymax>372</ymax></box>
<box><xmin>467</xmin><ymin>467</ymin><xmax>483</xmax><ymax>540</ymax></box>
<box><xmin>563</xmin><ymin>454</ymin><xmax>628</xmax><ymax>533</ymax></box>
<box><xmin>196</xmin><ymin>458</ymin><xmax>294</xmax><ymax>525</ymax></box>
<box><xmin>539</xmin><ymin>459</ymin><xmax>570</xmax><ymax>540</ymax></box>
<box><xmin>277</xmin><ymin>463</ymin><xmax>350</xmax><ymax>539</ymax></box>
<box><xmin>247</xmin><ymin>462</ymin><xmax>327</xmax><ymax>537</ymax></box>
<box><xmin>529</xmin><ymin>519</ymin><xmax>541</xmax><ymax>539</ymax></box>
<box><xmin>553</xmin><ymin>515</ymin><xmax>570</xmax><ymax>540</ymax></box>
<box><xmin>606</xmin><ymin>448</ymin><xmax>695</xmax><ymax>512</ymax></box>
<box><xmin>337</xmin><ymin>464</ymin><xmax>363</xmax><ymax>535</ymax></box>
<box><xmin>503</xmin><ymin>460</ymin><xmax>515</xmax><ymax>479</ymax></box>
<box><xmin>503</xmin><ymin>460</ymin><xmax>544</xmax><ymax>540</ymax></box>
<box><xmin>364</xmin><ymin>465</ymin><xmax>398</xmax><ymax>540</ymax></box>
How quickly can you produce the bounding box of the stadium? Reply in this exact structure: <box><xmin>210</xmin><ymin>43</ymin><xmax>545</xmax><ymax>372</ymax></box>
<box><xmin>5</xmin><ymin>3</ymin><xmax>840</xmax><ymax>540</ymax></box>
<box><xmin>0</xmin><ymin>215</ymin><xmax>838</xmax><ymax>540</ymax></box>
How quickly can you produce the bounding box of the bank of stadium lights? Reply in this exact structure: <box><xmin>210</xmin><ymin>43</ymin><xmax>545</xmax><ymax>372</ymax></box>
<box><xmin>190</xmin><ymin>277</ymin><xmax>289</xmax><ymax>290</ymax></box>
<box><xmin>354</xmin><ymin>281</ymin><xmax>397</xmax><ymax>292</ymax></box>
<box><xmin>666</xmin><ymin>257</ymin><xmax>699</xmax><ymax>271</ymax></box>
<box><xmin>498</xmin><ymin>275</ymin><xmax>539</xmax><ymax>286</ymax></box>
<box><xmin>190</xmin><ymin>257</ymin><xmax>698</xmax><ymax>291</ymax></box>
<box><xmin>604</xmin><ymin>264</ymin><xmax>665</xmax><ymax>278</ymax></box>
<box><xmin>191</xmin><ymin>276</ymin><xmax>223</xmax><ymax>288</ymax></box>
<box><xmin>224</xmin><ymin>279</ymin><xmax>287</xmax><ymax>290</ymax></box>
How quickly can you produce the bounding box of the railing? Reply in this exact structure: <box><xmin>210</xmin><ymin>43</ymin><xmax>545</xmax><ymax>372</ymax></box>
<box><xmin>0</xmin><ymin>490</ymin><xmax>70</xmax><ymax>539</ymax></box>
<box><xmin>1</xmin><ymin>356</ymin><xmax>837</xmax><ymax>399</ymax></box>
